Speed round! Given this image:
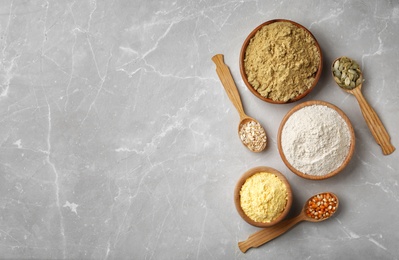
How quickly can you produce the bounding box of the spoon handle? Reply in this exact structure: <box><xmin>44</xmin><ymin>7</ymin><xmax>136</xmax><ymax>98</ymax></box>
<box><xmin>238</xmin><ymin>214</ymin><xmax>305</xmax><ymax>253</ymax></box>
<box><xmin>212</xmin><ymin>54</ymin><xmax>246</xmax><ymax>118</ymax></box>
<box><xmin>352</xmin><ymin>87</ymin><xmax>395</xmax><ymax>155</ymax></box>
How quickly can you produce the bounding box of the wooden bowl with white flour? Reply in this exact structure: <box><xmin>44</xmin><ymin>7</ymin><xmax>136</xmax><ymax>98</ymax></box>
<box><xmin>277</xmin><ymin>100</ymin><xmax>355</xmax><ymax>180</ymax></box>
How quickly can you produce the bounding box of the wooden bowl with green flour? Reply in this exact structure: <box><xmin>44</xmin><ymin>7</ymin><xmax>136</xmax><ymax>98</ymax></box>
<box><xmin>239</xmin><ymin>19</ymin><xmax>323</xmax><ymax>104</ymax></box>
<box><xmin>277</xmin><ymin>100</ymin><xmax>355</xmax><ymax>180</ymax></box>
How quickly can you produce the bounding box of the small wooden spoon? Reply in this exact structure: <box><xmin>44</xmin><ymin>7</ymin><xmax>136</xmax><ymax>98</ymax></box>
<box><xmin>212</xmin><ymin>54</ymin><xmax>267</xmax><ymax>152</ymax></box>
<box><xmin>332</xmin><ymin>57</ymin><xmax>395</xmax><ymax>155</ymax></box>
<box><xmin>238</xmin><ymin>192</ymin><xmax>339</xmax><ymax>253</ymax></box>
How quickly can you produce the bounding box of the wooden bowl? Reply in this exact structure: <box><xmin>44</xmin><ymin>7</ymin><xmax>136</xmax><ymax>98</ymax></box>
<box><xmin>277</xmin><ymin>100</ymin><xmax>355</xmax><ymax>180</ymax></box>
<box><xmin>234</xmin><ymin>166</ymin><xmax>293</xmax><ymax>227</ymax></box>
<box><xmin>239</xmin><ymin>19</ymin><xmax>323</xmax><ymax>104</ymax></box>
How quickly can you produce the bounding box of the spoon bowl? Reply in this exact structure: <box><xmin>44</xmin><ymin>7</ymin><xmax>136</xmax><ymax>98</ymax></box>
<box><xmin>302</xmin><ymin>192</ymin><xmax>339</xmax><ymax>222</ymax></box>
<box><xmin>237</xmin><ymin>117</ymin><xmax>267</xmax><ymax>153</ymax></box>
<box><xmin>212</xmin><ymin>54</ymin><xmax>267</xmax><ymax>152</ymax></box>
<box><xmin>238</xmin><ymin>192</ymin><xmax>339</xmax><ymax>253</ymax></box>
<box><xmin>332</xmin><ymin>57</ymin><xmax>395</xmax><ymax>155</ymax></box>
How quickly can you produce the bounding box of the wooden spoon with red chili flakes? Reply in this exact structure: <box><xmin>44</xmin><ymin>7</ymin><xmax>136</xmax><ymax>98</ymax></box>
<box><xmin>238</xmin><ymin>192</ymin><xmax>339</xmax><ymax>253</ymax></box>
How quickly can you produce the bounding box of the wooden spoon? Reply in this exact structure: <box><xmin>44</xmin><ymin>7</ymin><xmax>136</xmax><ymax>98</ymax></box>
<box><xmin>332</xmin><ymin>57</ymin><xmax>395</xmax><ymax>155</ymax></box>
<box><xmin>212</xmin><ymin>54</ymin><xmax>267</xmax><ymax>152</ymax></box>
<box><xmin>238</xmin><ymin>192</ymin><xmax>339</xmax><ymax>253</ymax></box>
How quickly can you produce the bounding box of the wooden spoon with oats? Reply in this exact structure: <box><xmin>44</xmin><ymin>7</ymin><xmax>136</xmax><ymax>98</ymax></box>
<box><xmin>212</xmin><ymin>54</ymin><xmax>267</xmax><ymax>152</ymax></box>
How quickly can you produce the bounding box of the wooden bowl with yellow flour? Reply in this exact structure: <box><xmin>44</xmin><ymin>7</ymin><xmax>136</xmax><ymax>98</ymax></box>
<box><xmin>234</xmin><ymin>166</ymin><xmax>293</xmax><ymax>227</ymax></box>
<box><xmin>239</xmin><ymin>19</ymin><xmax>323</xmax><ymax>104</ymax></box>
<box><xmin>277</xmin><ymin>100</ymin><xmax>355</xmax><ymax>180</ymax></box>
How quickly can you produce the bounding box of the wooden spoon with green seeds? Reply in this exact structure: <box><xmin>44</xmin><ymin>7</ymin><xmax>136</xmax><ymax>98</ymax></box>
<box><xmin>332</xmin><ymin>56</ymin><xmax>395</xmax><ymax>155</ymax></box>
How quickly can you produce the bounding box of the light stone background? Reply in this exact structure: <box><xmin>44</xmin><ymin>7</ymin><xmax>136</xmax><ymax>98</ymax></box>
<box><xmin>1</xmin><ymin>0</ymin><xmax>398</xmax><ymax>259</ymax></box>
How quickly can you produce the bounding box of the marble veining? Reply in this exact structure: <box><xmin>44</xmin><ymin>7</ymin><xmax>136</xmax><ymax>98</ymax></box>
<box><xmin>0</xmin><ymin>0</ymin><xmax>399</xmax><ymax>259</ymax></box>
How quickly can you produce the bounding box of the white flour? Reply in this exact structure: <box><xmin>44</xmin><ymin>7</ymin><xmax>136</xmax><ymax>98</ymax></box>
<box><xmin>281</xmin><ymin>105</ymin><xmax>351</xmax><ymax>176</ymax></box>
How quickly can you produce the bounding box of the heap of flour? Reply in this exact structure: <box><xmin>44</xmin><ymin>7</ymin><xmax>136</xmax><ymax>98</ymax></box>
<box><xmin>281</xmin><ymin>105</ymin><xmax>351</xmax><ymax>176</ymax></box>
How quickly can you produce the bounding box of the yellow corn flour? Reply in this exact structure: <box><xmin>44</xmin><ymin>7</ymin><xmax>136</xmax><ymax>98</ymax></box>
<box><xmin>240</xmin><ymin>172</ymin><xmax>288</xmax><ymax>223</ymax></box>
<box><xmin>244</xmin><ymin>21</ymin><xmax>320</xmax><ymax>102</ymax></box>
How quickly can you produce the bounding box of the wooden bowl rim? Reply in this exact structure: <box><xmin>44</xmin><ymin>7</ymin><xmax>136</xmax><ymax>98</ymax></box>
<box><xmin>239</xmin><ymin>19</ymin><xmax>323</xmax><ymax>104</ymax></box>
<box><xmin>234</xmin><ymin>166</ymin><xmax>293</xmax><ymax>227</ymax></box>
<box><xmin>277</xmin><ymin>100</ymin><xmax>356</xmax><ymax>180</ymax></box>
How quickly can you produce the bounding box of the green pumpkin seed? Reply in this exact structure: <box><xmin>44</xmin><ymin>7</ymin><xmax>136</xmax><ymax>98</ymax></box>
<box><xmin>334</xmin><ymin>60</ymin><xmax>340</xmax><ymax>70</ymax></box>
<box><xmin>334</xmin><ymin>69</ymin><xmax>341</xmax><ymax>77</ymax></box>
<box><xmin>344</xmin><ymin>77</ymin><xmax>351</xmax><ymax>86</ymax></box>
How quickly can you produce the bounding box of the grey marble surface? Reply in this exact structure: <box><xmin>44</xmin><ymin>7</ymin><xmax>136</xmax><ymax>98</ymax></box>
<box><xmin>1</xmin><ymin>0</ymin><xmax>399</xmax><ymax>259</ymax></box>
